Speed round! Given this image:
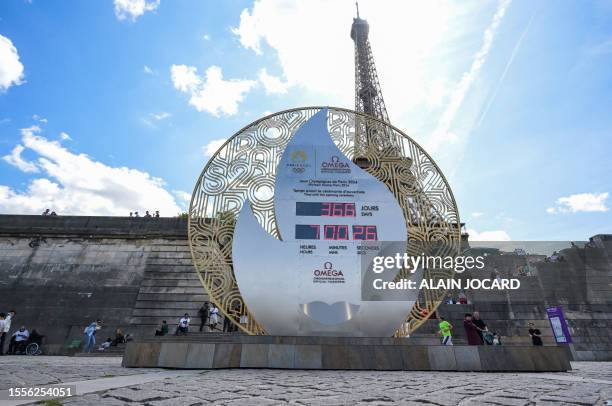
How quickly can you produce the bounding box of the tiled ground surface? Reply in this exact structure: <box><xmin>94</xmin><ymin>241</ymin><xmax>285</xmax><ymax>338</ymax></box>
<box><xmin>0</xmin><ymin>356</ymin><xmax>611</xmax><ymax>405</ymax></box>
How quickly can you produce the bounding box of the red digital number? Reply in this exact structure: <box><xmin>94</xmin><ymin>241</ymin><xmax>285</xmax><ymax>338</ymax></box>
<box><xmin>332</xmin><ymin>203</ymin><xmax>344</xmax><ymax>217</ymax></box>
<box><xmin>352</xmin><ymin>225</ymin><xmax>377</xmax><ymax>241</ymax></box>
<box><xmin>310</xmin><ymin>225</ymin><xmax>320</xmax><ymax>239</ymax></box>
<box><xmin>365</xmin><ymin>226</ymin><xmax>378</xmax><ymax>241</ymax></box>
<box><xmin>321</xmin><ymin>202</ymin><xmax>332</xmax><ymax>216</ymax></box>
<box><xmin>353</xmin><ymin>225</ymin><xmax>365</xmax><ymax>240</ymax></box>
<box><xmin>345</xmin><ymin>203</ymin><xmax>356</xmax><ymax>217</ymax></box>
<box><xmin>324</xmin><ymin>225</ymin><xmax>349</xmax><ymax>240</ymax></box>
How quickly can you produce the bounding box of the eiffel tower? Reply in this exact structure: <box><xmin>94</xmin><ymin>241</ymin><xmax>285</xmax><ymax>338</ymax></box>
<box><xmin>350</xmin><ymin>4</ymin><xmax>461</xmax><ymax>336</ymax></box>
<box><xmin>350</xmin><ymin>2</ymin><xmax>403</xmax><ymax>166</ymax></box>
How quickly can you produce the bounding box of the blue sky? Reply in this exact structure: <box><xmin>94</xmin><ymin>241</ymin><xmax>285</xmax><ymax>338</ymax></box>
<box><xmin>0</xmin><ymin>0</ymin><xmax>611</xmax><ymax>241</ymax></box>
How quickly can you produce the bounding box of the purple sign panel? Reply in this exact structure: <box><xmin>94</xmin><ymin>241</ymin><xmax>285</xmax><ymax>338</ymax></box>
<box><xmin>546</xmin><ymin>306</ymin><xmax>572</xmax><ymax>344</ymax></box>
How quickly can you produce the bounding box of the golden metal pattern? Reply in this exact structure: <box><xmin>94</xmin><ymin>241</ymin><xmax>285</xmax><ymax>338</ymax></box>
<box><xmin>188</xmin><ymin>107</ymin><xmax>461</xmax><ymax>336</ymax></box>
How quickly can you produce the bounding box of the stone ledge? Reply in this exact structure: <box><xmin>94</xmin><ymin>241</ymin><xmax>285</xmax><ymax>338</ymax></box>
<box><xmin>0</xmin><ymin>214</ymin><xmax>188</xmax><ymax>238</ymax></box>
<box><xmin>123</xmin><ymin>337</ymin><xmax>572</xmax><ymax>371</ymax></box>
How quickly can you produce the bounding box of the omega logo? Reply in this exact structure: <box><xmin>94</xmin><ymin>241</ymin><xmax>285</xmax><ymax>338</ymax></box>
<box><xmin>313</xmin><ymin>261</ymin><xmax>344</xmax><ymax>277</ymax></box>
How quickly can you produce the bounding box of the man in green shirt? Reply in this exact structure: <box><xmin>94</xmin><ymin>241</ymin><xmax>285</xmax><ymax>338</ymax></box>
<box><xmin>438</xmin><ymin>316</ymin><xmax>453</xmax><ymax>345</ymax></box>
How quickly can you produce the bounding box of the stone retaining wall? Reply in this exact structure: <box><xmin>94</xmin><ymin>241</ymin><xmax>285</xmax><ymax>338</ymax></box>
<box><xmin>0</xmin><ymin>215</ymin><xmax>610</xmax><ymax>360</ymax></box>
<box><xmin>0</xmin><ymin>215</ymin><xmax>205</xmax><ymax>354</ymax></box>
<box><xmin>123</xmin><ymin>337</ymin><xmax>571</xmax><ymax>371</ymax></box>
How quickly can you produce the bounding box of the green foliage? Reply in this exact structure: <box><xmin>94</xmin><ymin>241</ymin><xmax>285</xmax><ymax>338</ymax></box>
<box><xmin>37</xmin><ymin>400</ymin><xmax>62</xmax><ymax>406</ymax></box>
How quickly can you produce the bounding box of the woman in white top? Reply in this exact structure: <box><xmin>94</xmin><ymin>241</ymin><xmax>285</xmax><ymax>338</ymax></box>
<box><xmin>209</xmin><ymin>306</ymin><xmax>219</xmax><ymax>331</ymax></box>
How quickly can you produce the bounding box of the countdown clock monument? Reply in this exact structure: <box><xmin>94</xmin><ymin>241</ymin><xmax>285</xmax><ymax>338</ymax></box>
<box><xmin>123</xmin><ymin>7</ymin><xmax>572</xmax><ymax>372</ymax></box>
<box><xmin>187</xmin><ymin>10</ymin><xmax>462</xmax><ymax>338</ymax></box>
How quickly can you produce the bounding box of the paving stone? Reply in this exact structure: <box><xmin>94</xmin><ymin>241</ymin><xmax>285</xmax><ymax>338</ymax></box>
<box><xmin>2</xmin><ymin>357</ymin><xmax>612</xmax><ymax>405</ymax></box>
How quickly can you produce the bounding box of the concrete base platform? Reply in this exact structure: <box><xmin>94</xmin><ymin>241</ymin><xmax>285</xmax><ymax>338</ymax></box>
<box><xmin>122</xmin><ymin>335</ymin><xmax>571</xmax><ymax>371</ymax></box>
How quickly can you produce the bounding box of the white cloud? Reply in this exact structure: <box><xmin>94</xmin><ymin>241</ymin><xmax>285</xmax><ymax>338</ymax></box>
<box><xmin>202</xmin><ymin>138</ymin><xmax>227</xmax><ymax>157</ymax></box>
<box><xmin>2</xmin><ymin>126</ymin><xmax>41</xmax><ymax>172</ymax></box>
<box><xmin>170</xmin><ymin>64</ymin><xmax>200</xmax><ymax>92</ymax></box>
<box><xmin>32</xmin><ymin>114</ymin><xmax>48</xmax><ymax>123</ymax></box>
<box><xmin>203</xmin><ymin>34</ymin><xmax>211</xmax><ymax>41</ymax></box>
<box><xmin>231</xmin><ymin>8</ymin><xmax>264</xmax><ymax>55</ymax></box>
<box><xmin>59</xmin><ymin>131</ymin><xmax>71</xmax><ymax>141</ymax></box>
<box><xmin>258</xmin><ymin>68</ymin><xmax>289</xmax><ymax>94</ymax></box>
<box><xmin>467</xmin><ymin>228</ymin><xmax>511</xmax><ymax>241</ymax></box>
<box><xmin>144</xmin><ymin>65</ymin><xmax>154</xmax><ymax>74</ymax></box>
<box><xmin>142</xmin><ymin>112</ymin><xmax>171</xmax><ymax>129</ymax></box>
<box><xmin>546</xmin><ymin>192</ymin><xmax>609</xmax><ymax>214</ymax></box>
<box><xmin>471</xmin><ymin>212</ymin><xmax>484</xmax><ymax>218</ymax></box>
<box><xmin>231</xmin><ymin>1</ymin><xmax>513</xmax><ymax>176</ymax></box>
<box><xmin>171</xmin><ymin>65</ymin><xmax>256</xmax><ymax>116</ymax></box>
<box><xmin>0</xmin><ymin>125</ymin><xmax>182</xmax><ymax>216</ymax></box>
<box><xmin>114</xmin><ymin>0</ymin><xmax>160</xmax><ymax>22</ymax></box>
<box><xmin>2</xmin><ymin>142</ymin><xmax>39</xmax><ymax>174</ymax></box>
<box><xmin>231</xmin><ymin>1</ymin><xmax>495</xmax><ymax>112</ymax></box>
<box><xmin>426</xmin><ymin>0</ymin><xmax>511</xmax><ymax>153</ymax></box>
<box><xmin>477</xmin><ymin>9</ymin><xmax>535</xmax><ymax>127</ymax></box>
<box><xmin>173</xmin><ymin>190</ymin><xmax>191</xmax><ymax>208</ymax></box>
<box><xmin>152</xmin><ymin>112</ymin><xmax>171</xmax><ymax>121</ymax></box>
<box><xmin>0</xmin><ymin>34</ymin><xmax>24</xmax><ymax>91</ymax></box>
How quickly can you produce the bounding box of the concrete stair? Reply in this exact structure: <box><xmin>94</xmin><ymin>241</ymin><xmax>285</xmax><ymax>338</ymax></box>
<box><xmin>140</xmin><ymin>332</ymin><xmax>239</xmax><ymax>343</ymax></box>
<box><xmin>74</xmin><ymin>345</ymin><xmax>126</xmax><ymax>357</ymax></box>
<box><xmin>128</xmin><ymin>239</ymin><xmax>209</xmax><ymax>338</ymax></box>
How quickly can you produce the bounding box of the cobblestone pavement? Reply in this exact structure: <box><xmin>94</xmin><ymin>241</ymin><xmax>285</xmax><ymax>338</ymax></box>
<box><xmin>1</xmin><ymin>357</ymin><xmax>612</xmax><ymax>405</ymax></box>
<box><xmin>0</xmin><ymin>356</ymin><xmax>162</xmax><ymax>389</ymax></box>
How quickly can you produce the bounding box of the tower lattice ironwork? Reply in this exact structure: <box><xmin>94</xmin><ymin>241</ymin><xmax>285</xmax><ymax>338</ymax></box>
<box><xmin>350</xmin><ymin>3</ymin><xmax>401</xmax><ymax>158</ymax></box>
<box><xmin>349</xmin><ymin>3</ymin><xmax>460</xmax><ymax>337</ymax></box>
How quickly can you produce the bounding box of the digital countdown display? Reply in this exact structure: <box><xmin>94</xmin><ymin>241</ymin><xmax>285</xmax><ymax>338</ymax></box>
<box><xmin>295</xmin><ymin>202</ymin><xmax>377</xmax><ymax>240</ymax></box>
<box><xmin>296</xmin><ymin>202</ymin><xmax>356</xmax><ymax>217</ymax></box>
<box><xmin>295</xmin><ymin>224</ymin><xmax>378</xmax><ymax>240</ymax></box>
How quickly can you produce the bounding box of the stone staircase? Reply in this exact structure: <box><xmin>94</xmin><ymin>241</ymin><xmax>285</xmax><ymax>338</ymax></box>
<box><xmin>128</xmin><ymin>238</ymin><xmax>208</xmax><ymax>338</ymax></box>
<box><xmin>74</xmin><ymin>344</ymin><xmax>126</xmax><ymax>357</ymax></box>
<box><xmin>139</xmin><ymin>332</ymin><xmax>238</xmax><ymax>343</ymax></box>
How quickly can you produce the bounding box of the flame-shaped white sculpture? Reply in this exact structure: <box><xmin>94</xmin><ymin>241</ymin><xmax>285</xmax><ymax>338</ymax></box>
<box><xmin>232</xmin><ymin>109</ymin><xmax>420</xmax><ymax>336</ymax></box>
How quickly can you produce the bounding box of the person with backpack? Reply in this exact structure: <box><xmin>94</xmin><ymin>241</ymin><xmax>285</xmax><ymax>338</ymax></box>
<box><xmin>83</xmin><ymin>320</ymin><xmax>102</xmax><ymax>353</ymax></box>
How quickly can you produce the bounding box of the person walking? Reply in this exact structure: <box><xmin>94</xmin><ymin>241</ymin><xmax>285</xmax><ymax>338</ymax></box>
<box><xmin>472</xmin><ymin>311</ymin><xmax>488</xmax><ymax>344</ymax></box>
<box><xmin>438</xmin><ymin>316</ymin><xmax>453</xmax><ymax>345</ymax></box>
<box><xmin>463</xmin><ymin>313</ymin><xmax>482</xmax><ymax>345</ymax></box>
<box><xmin>528</xmin><ymin>322</ymin><xmax>543</xmax><ymax>346</ymax></box>
<box><xmin>83</xmin><ymin>320</ymin><xmax>101</xmax><ymax>353</ymax></box>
